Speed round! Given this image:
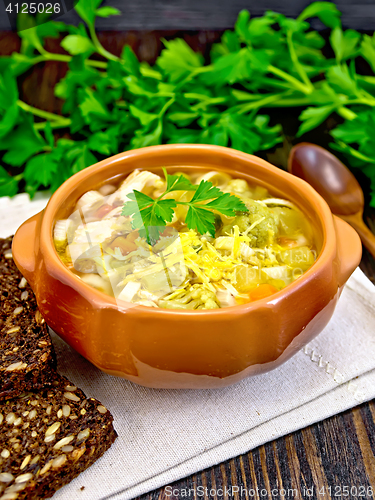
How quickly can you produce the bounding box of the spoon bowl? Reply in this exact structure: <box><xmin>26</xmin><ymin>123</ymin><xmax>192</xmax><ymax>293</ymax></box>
<box><xmin>288</xmin><ymin>142</ymin><xmax>375</xmax><ymax>258</ymax></box>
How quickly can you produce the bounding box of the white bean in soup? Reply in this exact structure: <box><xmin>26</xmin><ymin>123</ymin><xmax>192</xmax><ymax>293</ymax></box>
<box><xmin>53</xmin><ymin>169</ymin><xmax>317</xmax><ymax>310</ymax></box>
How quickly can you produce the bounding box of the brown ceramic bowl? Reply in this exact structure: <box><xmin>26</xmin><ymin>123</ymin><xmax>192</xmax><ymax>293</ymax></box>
<box><xmin>12</xmin><ymin>145</ymin><xmax>362</xmax><ymax>389</ymax></box>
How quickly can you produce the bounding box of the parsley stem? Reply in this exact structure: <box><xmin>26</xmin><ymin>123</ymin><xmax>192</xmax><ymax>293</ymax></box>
<box><xmin>286</xmin><ymin>30</ymin><xmax>314</xmax><ymax>92</ymax></box>
<box><xmin>172</xmin><ymin>65</ymin><xmax>212</xmax><ymax>91</ymax></box>
<box><xmin>34</xmin><ymin>119</ymin><xmax>72</xmax><ymax>130</ymax></box>
<box><xmin>191</xmin><ymin>97</ymin><xmax>228</xmax><ymax>110</ymax></box>
<box><xmin>337</xmin><ymin>106</ymin><xmax>357</xmax><ymax>121</ymax></box>
<box><xmin>267</xmin><ymin>65</ymin><xmax>312</xmax><ymax>94</ymax></box>
<box><xmin>268</xmin><ymin>96</ymin><xmax>313</xmax><ymax>106</ymax></box>
<box><xmin>17</xmin><ymin>100</ymin><xmax>65</xmax><ymax>121</ymax></box>
<box><xmin>17</xmin><ymin>100</ymin><xmax>71</xmax><ymax>130</ymax></box>
<box><xmin>28</xmin><ymin>52</ymin><xmax>108</xmax><ymax>69</ymax></box>
<box><xmin>334</xmin><ymin>140</ymin><xmax>375</xmax><ymax>163</ymax></box>
<box><xmin>246</xmin><ymin>77</ymin><xmax>292</xmax><ymax>91</ymax></box>
<box><xmin>234</xmin><ymin>93</ymin><xmax>288</xmax><ymax>114</ymax></box>
<box><xmin>39</xmin><ymin>50</ymin><xmax>70</xmax><ymax>63</ymax></box>
<box><xmin>85</xmin><ymin>59</ymin><xmax>108</xmax><ymax>69</ymax></box>
<box><xmin>184</xmin><ymin>93</ymin><xmax>219</xmax><ymax>101</ymax></box>
<box><xmin>88</xmin><ymin>24</ymin><xmax>119</xmax><ymax>62</ymax></box>
<box><xmin>345</xmin><ymin>97</ymin><xmax>375</xmax><ymax>107</ymax></box>
<box><xmin>158</xmin><ymin>98</ymin><xmax>175</xmax><ymax>118</ymax></box>
<box><xmin>175</xmin><ymin>201</ymin><xmax>207</xmax><ymax>207</ymax></box>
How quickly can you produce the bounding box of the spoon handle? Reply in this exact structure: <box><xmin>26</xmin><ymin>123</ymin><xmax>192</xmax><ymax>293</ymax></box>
<box><xmin>340</xmin><ymin>213</ymin><xmax>375</xmax><ymax>259</ymax></box>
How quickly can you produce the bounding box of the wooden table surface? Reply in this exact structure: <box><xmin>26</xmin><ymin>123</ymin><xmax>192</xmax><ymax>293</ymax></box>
<box><xmin>1</xmin><ymin>28</ymin><xmax>375</xmax><ymax>500</ymax></box>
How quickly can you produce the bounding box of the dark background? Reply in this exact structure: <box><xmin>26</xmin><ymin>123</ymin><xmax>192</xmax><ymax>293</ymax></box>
<box><xmin>1</xmin><ymin>0</ymin><xmax>375</xmax><ymax>30</ymax></box>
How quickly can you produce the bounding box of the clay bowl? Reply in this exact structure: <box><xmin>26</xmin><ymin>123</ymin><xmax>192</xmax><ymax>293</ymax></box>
<box><xmin>12</xmin><ymin>145</ymin><xmax>362</xmax><ymax>389</ymax></box>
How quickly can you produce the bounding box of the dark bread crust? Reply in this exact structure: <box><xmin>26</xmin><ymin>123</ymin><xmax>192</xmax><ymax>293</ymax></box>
<box><xmin>0</xmin><ymin>237</ymin><xmax>56</xmax><ymax>400</ymax></box>
<box><xmin>0</xmin><ymin>375</ymin><xmax>117</xmax><ymax>499</ymax></box>
<box><xmin>0</xmin><ymin>236</ymin><xmax>118</xmax><ymax>499</ymax></box>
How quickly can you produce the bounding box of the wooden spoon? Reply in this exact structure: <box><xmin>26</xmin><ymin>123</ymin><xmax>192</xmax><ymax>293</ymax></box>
<box><xmin>288</xmin><ymin>142</ymin><xmax>375</xmax><ymax>258</ymax></box>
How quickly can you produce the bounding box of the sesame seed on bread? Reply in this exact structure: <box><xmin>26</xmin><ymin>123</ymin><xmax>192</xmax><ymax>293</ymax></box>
<box><xmin>0</xmin><ymin>237</ymin><xmax>57</xmax><ymax>401</ymax></box>
<box><xmin>0</xmin><ymin>236</ymin><xmax>117</xmax><ymax>499</ymax></box>
<box><xmin>0</xmin><ymin>375</ymin><xmax>117</xmax><ymax>499</ymax></box>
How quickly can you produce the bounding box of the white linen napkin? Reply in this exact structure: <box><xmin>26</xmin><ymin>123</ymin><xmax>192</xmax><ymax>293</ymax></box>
<box><xmin>1</xmin><ymin>192</ymin><xmax>375</xmax><ymax>500</ymax></box>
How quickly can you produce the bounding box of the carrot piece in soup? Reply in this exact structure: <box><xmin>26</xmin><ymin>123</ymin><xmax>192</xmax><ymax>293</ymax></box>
<box><xmin>235</xmin><ymin>296</ymin><xmax>251</xmax><ymax>305</ymax></box>
<box><xmin>249</xmin><ymin>284</ymin><xmax>278</xmax><ymax>301</ymax></box>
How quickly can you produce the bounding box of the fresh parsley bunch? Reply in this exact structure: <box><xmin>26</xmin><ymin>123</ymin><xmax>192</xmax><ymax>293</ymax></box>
<box><xmin>1</xmin><ymin>1</ymin><xmax>375</xmax><ymax>205</ymax></box>
<box><xmin>121</xmin><ymin>169</ymin><xmax>248</xmax><ymax>244</ymax></box>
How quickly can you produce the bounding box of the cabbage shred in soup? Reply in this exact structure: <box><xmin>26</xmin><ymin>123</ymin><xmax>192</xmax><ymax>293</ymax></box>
<box><xmin>53</xmin><ymin>169</ymin><xmax>316</xmax><ymax>309</ymax></box>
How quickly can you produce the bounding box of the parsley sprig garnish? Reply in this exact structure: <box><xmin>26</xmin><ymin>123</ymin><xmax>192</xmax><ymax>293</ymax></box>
<box><xmin>121</xmin><ymin>169</ymin><xmax>248</xmax><ymax>244</ymax></box>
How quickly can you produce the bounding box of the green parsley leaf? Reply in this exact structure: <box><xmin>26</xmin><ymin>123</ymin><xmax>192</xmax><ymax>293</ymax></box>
<box><xmin>130</xmin><ymin>120</ymin><xmax>163</xmax><ymax>149</ymax></box>
<box><xmin>88</xmin><ymin>128</ymin><xmax>120</xmax><ymax>155</ymax></box>
<box><xmin>163</xmin><ymin>168</ymin><xmax>196</xmax><ymax>192</ymax></box>
<box><xmin>297</xmin><ymin>2</ymin><xmax>341</xmax><ymax>29</ymax></box>
<box><xmin>165</xmin><ymin>125</ymin><xmax>202</xmax><ymax>144</ymax></box>
<box><xmin>235</xmin><ymin>10</ymin><xmax>251</xmax><ymax>43</ymax></box>
<box><xmin>71</xmin><ymin>145</ymin><xmax>97</xmax><ymax>174</ymax></box>
<box><xmin>297</xmin><ymin>104</ymin><xmax>337</xmax><ymax>137</ymax></box>
<box><xmin>95</xmin><ymin>6</ymin><xmax>121</xmax><ymax>17</ymax></box>
<box><xmin>152</xmin><ymin>199</ymin><xmax>177</xmax><ymax>223</ymax></box>
<box><xmin>122</xmin><ymin>191</ymin><xmax>176</xmax><ymax>244</ymax></box>
<box><xmin>184</xmin><ymin>180</ymin><xmax>248</xmax><ymax>235</ymax></box>
<box><xmin>326</xmin><ymin>64</ymin><xmax>358</xmax><ymax>96</ymax></box>
<box><xmin>157</xmin><ymin>38</ymin><xmax>204</xmax><ymax>82</ymax></box>
<box><xmin>360</xmin><ymin>34</ymin><xmax>375</xmax><ymax>73</ymax></box>
<box><xmin>129</xmin><ymin>105</ymin><xmax>158</xmax><ymax>127</ymax></box>
<box><xmin>0</xmin><ymin>70</ymin><xmax>18</xmax><ymax>110</ymax></box>
<box><xmin>330</xmin><ymin>27</ymin><xmax>361</xmax><ymax>63</ymax></box>
<box><xmin>205</xmin><ymin>192</ymin><xmax>248</xmax><ymax>216</ymax></box>
<box><xmin>123</xmin><ymin>75</ymin><xmax>155</xmax><ymax>97</ymax></box>
<box><xmin>78</xmin><ymin>88</ymin><xmax>110</xmax><ymax>120</ymax></box>
<box><xmin>189</xmin><ymin>180</ymin><xmax>222</xmax><ymax>204</ymax></box>
<box><xmin>74</xmin><ymin>0</ymin><xmax>102</xmax><ymax>26</ymax></box>
<box><xmin>123</xmin><ymin>191</ymin><xmax>154</xmax><ymax>211</ymax></box>
<box><xmin>61</xmin><ymin>35</ymin><xmax>96</xmax><ymax>56</ymax></box>
<box><xmin>0</xmin><ymin>165</ymin><xmax>19</xmax><ymax>197</ymax></box>
<box><xmin>185</xmin><ymin>206</ymin><xmax>217</xmax><ymax>237</ymax></box>
<box><xmin>43</xmin><ymin>122</ymin><xmax>54</xmax><ymax>148</ymax></box>
<box><xmin>0</xmin><ymin>104</ymin><xmax>19</xmax><ymax>139</ymax></box>
<box><xmin>121</xmin><ymin>172</ymin><xmax>248</xmax><ymax>241</ymax></box>
<box><xmin>18</xmin><ymin>22</ymin><xmax>44</xmax><ymax>53</ymax></box>
<box><xmin>167</xmin><ymin>111</ymin><xmax>199</xmax><ymax>126</ymax></box>
<box><xmin>204</xmin><ymin>49</ymin><xmax>253</xmax><ymax>86</ymax></box>
<box><xmin>24</xmin><ymin>153</ymin><xmax>58</xmax><ymax>189</ymax></box>
<box><xmin>1</xmin><ymin>114</ymin><xmax>46</xmax><ymax>166</ymax></box>
<box><xmin>139</xmin><ymin>63</ymin><xmax>162</xmax><ymax>80</ymax></box>
<box><xmin>120</xmin><ymin>46</ymin><xmax>140</xmax><ymax>75</ymax></box>
<box><xmin>5</xmin><ymin>0</ymin><xmax>375</xmax><ymax>204</ymax></box>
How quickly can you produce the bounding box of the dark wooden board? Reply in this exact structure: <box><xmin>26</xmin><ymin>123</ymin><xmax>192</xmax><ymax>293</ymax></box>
<box><xmin>132</xmin><ymin>403</ymin><xmax>375</xmax><ymax>500</ymax></box>
<box><xmin>2</xmin><ymin>0</ymin><xmax>375</xmax><ymax>30</ymax></box>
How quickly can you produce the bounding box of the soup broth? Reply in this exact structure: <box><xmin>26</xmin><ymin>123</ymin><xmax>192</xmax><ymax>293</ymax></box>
<box><xmin>53</xmin><ymin>169</ymin><xmax>317</xmax><ymax>309</ymax></box>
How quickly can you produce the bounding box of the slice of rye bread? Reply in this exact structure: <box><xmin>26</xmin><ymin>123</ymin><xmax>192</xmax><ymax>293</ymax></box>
<box><xmin>0</xmin><ymin>374</ymin><xmax>117</xmax><ymax>499</ymax></box>
<box><xmin>0</xmin><ymin>237</ymin><xmax>56</xmax><ymax>400</ymax></box>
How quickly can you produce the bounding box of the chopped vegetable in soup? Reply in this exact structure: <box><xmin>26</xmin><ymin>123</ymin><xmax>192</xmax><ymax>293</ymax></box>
<box><xmin>54</xmin><ymin>169</ymin><xmax>316</xmax><ymax>310</ymax></box>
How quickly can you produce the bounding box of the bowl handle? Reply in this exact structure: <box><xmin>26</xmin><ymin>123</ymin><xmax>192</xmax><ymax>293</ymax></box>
<box><xmin>333</xmin><ymin>215</ymin><xmax>362</xmax><ymax>287</ymax></box>
<box><xmin>12</xmin><ymin>211</ymin><xmax>43</xmax><ymax>288</ymax></box>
